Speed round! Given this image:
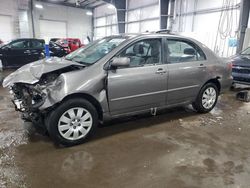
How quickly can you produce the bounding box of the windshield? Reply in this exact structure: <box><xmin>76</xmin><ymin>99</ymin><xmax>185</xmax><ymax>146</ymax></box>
<box><xmin>241</xmin><ymin>47</ymin><xmax>250</xmax><ymax>55</ymax></box>
<box><xmin>65</xmin><ymin>37</ymin><xmax>126</xmax><ymax>65</ymax></box>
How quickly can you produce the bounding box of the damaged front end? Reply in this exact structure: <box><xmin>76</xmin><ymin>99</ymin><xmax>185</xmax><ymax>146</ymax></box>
<box><xmin>3</xmin><ymin>58</ymin><xmax>85</xmax><ymax>123</ymax></box>
<box><xmin>9</xmin><ymin>82</ymin><xmax>47</xmax><ymax>122</ymax></box>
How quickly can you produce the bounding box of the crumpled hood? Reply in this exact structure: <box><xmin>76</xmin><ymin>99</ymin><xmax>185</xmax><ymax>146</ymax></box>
<box><xmin>2</xmin><ymin>57</ymin><xmax>82</xmax><ymax>87</ymax></box>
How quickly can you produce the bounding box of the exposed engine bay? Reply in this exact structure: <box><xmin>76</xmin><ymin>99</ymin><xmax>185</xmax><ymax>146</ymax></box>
<box><xmin>8</xmin><ymin>65</ymin><xmax>84</xmax><ymax>122</ymax></box>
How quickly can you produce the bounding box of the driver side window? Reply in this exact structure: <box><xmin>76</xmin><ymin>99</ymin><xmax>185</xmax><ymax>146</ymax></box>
<box><xmin>118</xmin><ymin>39</ymin><xmax>162</xmax><ymax>68</ymax></box>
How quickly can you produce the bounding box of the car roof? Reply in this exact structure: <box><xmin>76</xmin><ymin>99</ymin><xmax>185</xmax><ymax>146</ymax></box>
<box><xmin>107</xmin><ymin>32</ymin><xmax>193</xmax><ymax>41</ymax></box>
<box><xmin>11</xmin><ymin>38</ymin><xmax>45</xmax><ymax>42</ymax></box>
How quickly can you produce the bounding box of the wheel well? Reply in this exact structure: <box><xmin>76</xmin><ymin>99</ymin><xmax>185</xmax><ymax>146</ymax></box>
<box><xmin>62</xmin><ymin>93</ymin><xmax>103</xmax><ymax>121</ymax></box>
<box><xmin>205</xmin><ymin>78</ymin><xmax>221</xmax><ymax>93</ymax></box>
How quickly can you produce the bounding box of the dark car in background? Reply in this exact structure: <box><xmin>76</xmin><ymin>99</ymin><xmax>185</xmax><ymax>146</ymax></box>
<box><xmin>0</xmin><ymin>38</ymin><xmax>45</xmax><ymax>68</ymax></box>
<box><xmin>231</xmin><ymin>47</ymin><xmax>250</xmax><ymax>85</ymax></box>
<box><xmin>0</xmin><ymin>38</ymin><xmax>70</xmax><ymax>69</ymax></box>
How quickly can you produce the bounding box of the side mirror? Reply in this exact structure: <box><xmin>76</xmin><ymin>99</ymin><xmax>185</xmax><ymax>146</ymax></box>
<box><xmin>110</xmin><ymin>57</ymin><xmax>130</xmax><ymax>68</ymax></box>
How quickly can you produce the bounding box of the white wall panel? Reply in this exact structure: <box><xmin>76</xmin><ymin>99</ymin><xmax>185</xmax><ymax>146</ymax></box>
<box><xmin>94</xmin><ymin>3</ymin><xmax>118</xmax><ymax>39</ymax></box>
<box><xmin>248</xmin><ymin>12</ymin><xmax>250</xmax><ymax>27</ymax></box>
<box><xmin>140</xmin><ymin>5</ymin><xmax>159</xmax><ymax>19</ymax></box>
<box><xmin>112</xmin><ymin>25</ymin><xmax>118</xmax><ymax>34</ymax></box>
<box><xmin>95</xmin><ymin>27</ymin><xmax>106</xmax><ymax>39</ymax></box>
<box><xmin>0</xmin><ymin>0</ymin><xmax>19</xmax><ymax>40</ymax></box>
<box><xmin>0</xmin><ymin>15</ymin><xmax>13</xmax><ymax>42</ymax></box>
<box><xmin>34</xmin><ymin>1</ymin><xmax>92</xmax><ymax>42</ymax></box>
<box><xmin>243</xmin><ymin>28</ymin><xmax>250</xmax><ymax>50</ymax></box>
<box><xmin>19</xmin><ymin>11</ymin><xmax>30</xmax><ymax>38</ymax></box>
<box><xmin>140</xmin><ymin>20</ymin><xmax>159</xmax><ymax>32</ymax></box>
<box><xmin>106</xmin><ymin>26</ymin><xmax>112</xmax><ymax>36</ymax></box>
<box><xmin>127</xmin><ymin>0</ymin><xmax>158</xmax><ymax>9</ymax></box>
<box><xmin>126</xmin><ymin>3</ymin><xmax>160</xmax><ymax>33</ymax></box>
<box><xmin>127</xmin><ymin>23</ymin><xmax>140</xmax><ymax>33</ymax></box>
<box><xmin>173</xmin><ymin>0</ymin><xmax>240</xmax><ymax>57</ymax></box>
<box><xmin>106</xmin><ymin>15</ymin><xmax>117</xmax><ymax>25</ymax></box>
<box><xmin>39</xmin><ymin>20</ymin><xmax>67</xmax><ymax>42</ymax></box>
<box><xmin>95</xmin><ymin>17</ymin><xmax>106</xmax><ymax>27</ymax></box>
<box><xmin>94</xmin><ymin>4</ymin><xmax>116</xmax><ymax>18</ymax></box>
<box><xmin>0</xmin><ymin>0</ymin><xmax>92</xmax><ymax>42</ymax></box>
<box><xmin>127</xmin><ymin>9</ymin><xmax>141</xmax><ymax>22</ymax></box>
<box><xmin>196</xmin><ymin>0</ymin><xmax>240</xmax><ymax>10</ymax></box>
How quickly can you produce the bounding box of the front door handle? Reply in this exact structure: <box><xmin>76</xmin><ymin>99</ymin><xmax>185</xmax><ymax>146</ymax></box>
<box><xmin>155</xmin><ymin>68</ymin><xmax>166</xmax><ymax>74</ymax></box>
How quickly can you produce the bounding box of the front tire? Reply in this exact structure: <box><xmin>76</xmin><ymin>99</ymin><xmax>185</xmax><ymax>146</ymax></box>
<box><xmin>192</xmin><ymin>83</ymin><xmax>219</xmax><ymax>113</ymax></box>
<box><xmin>47</xmin><ymin>98</ymin><xmax>98</xmax><ymax>146</ymax></box>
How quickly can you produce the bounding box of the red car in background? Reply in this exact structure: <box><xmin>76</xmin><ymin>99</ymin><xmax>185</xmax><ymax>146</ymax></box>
<box><xmin>56</xmin><ymin>38</ymin><xmax>84</xmax><ymax>52</ymax></box>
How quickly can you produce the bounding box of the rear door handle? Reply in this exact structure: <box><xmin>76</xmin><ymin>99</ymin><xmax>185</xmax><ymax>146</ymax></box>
<box><xmin>155</xmin><ymin>68</ymin><xmax>166</xmax><ymax>74</ymax></box>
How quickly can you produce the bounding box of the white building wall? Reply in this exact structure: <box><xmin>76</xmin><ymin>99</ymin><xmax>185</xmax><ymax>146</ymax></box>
<box><xmin>126</xmin><ymin>1</ymin><xmax>160</xmax><ymax>33</ymax></box>
<box><xmin>0</xmin><ymin>0</ymin><xmax>92</xmax><ymax>44</ymax></box>
<box><xmin>172</xmin><ymin>0</ymin><xmax>241</xmax><ymax>57</ymax></box>
<box><xmin>93</xmin><ymin>0</ymin><xmax>160</xmax><ymax>39</ymax></box>
<box><xmin>93</xmin><ymin>4</ymin><xmax>118</xmax><ymax>39</ymax></box>
<box><xmin>33</xmin><ymin>1</ymin><xmax>92</xmax><ymax>43</ymax></box>
<box><xmin>0</xmin><ymin>0</ymin><xmax>21</xmax><ymax>42</ymax></box>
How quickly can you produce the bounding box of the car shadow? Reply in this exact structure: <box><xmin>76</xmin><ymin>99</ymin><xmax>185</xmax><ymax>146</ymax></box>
<box><xmin>92</xmin><ymin>106</ymin><xmax>198</xmax><ymax>140</ymax></box>
<box><xmin>24</xmin><ymin>105</ymin><xmax>199</xmax><ymax>147</ymax></box>
<box><xmin>36</xmin><ymin>106</ymin><xmax>202</xmax><ymax>146</ymax></box>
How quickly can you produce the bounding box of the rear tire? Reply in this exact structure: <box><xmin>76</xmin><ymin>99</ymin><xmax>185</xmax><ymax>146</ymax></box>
<box><xmin>47</xmin><ymin>98</ymin><xmax>98</xmax><ymax>146</ymax></box>
<box><xmin>192</xmin><ymin>83</ymin><xmax>219</xmax><ymax>113</ymax></box>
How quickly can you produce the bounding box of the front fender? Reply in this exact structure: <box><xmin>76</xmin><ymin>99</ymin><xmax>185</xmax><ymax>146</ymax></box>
<box><xmin>39</xmin><ymin>65</ymin><xmax>109</xmax><ymax>113</ymax></box>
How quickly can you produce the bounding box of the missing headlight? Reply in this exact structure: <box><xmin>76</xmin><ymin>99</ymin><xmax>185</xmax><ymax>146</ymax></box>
<box><xmin>9</xmin><ymin>83</ymin><xmax>46</xmax><ymax>112</ymax></box>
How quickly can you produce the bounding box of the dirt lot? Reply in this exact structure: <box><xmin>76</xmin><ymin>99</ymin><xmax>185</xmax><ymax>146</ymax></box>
<box><xmin>0</xmin><ymin>70</ymin><xmax>250</xmax><ymax>188</ymax></box>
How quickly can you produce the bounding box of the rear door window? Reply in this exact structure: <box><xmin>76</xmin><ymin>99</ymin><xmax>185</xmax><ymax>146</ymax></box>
<box><xmin>166</xmin><ymin>39</ymin><xmax>206</xmax><ymax>64</ymax></box>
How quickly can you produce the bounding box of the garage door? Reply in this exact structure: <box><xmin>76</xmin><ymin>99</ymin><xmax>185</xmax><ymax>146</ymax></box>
<box><xmin>39</xmin><ymin>19</ymin><xmax>67</xmax><ymax>42</ymax></box>
<box><xmin>0</xmin><ymin>15</ymin><xmax>13</xmax><ymax>42</ymax></box>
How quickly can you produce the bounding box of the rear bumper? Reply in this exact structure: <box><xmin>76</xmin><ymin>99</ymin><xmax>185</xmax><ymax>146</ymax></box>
<box><xmin>232</xmin><ymin>72</ymin><xmax>250</xmax><ymax>85</ymax></box>
<box><xmin>232</xmin><ymin>80</ymin><xmax>250</xmax><ymax>86</ymax></box>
